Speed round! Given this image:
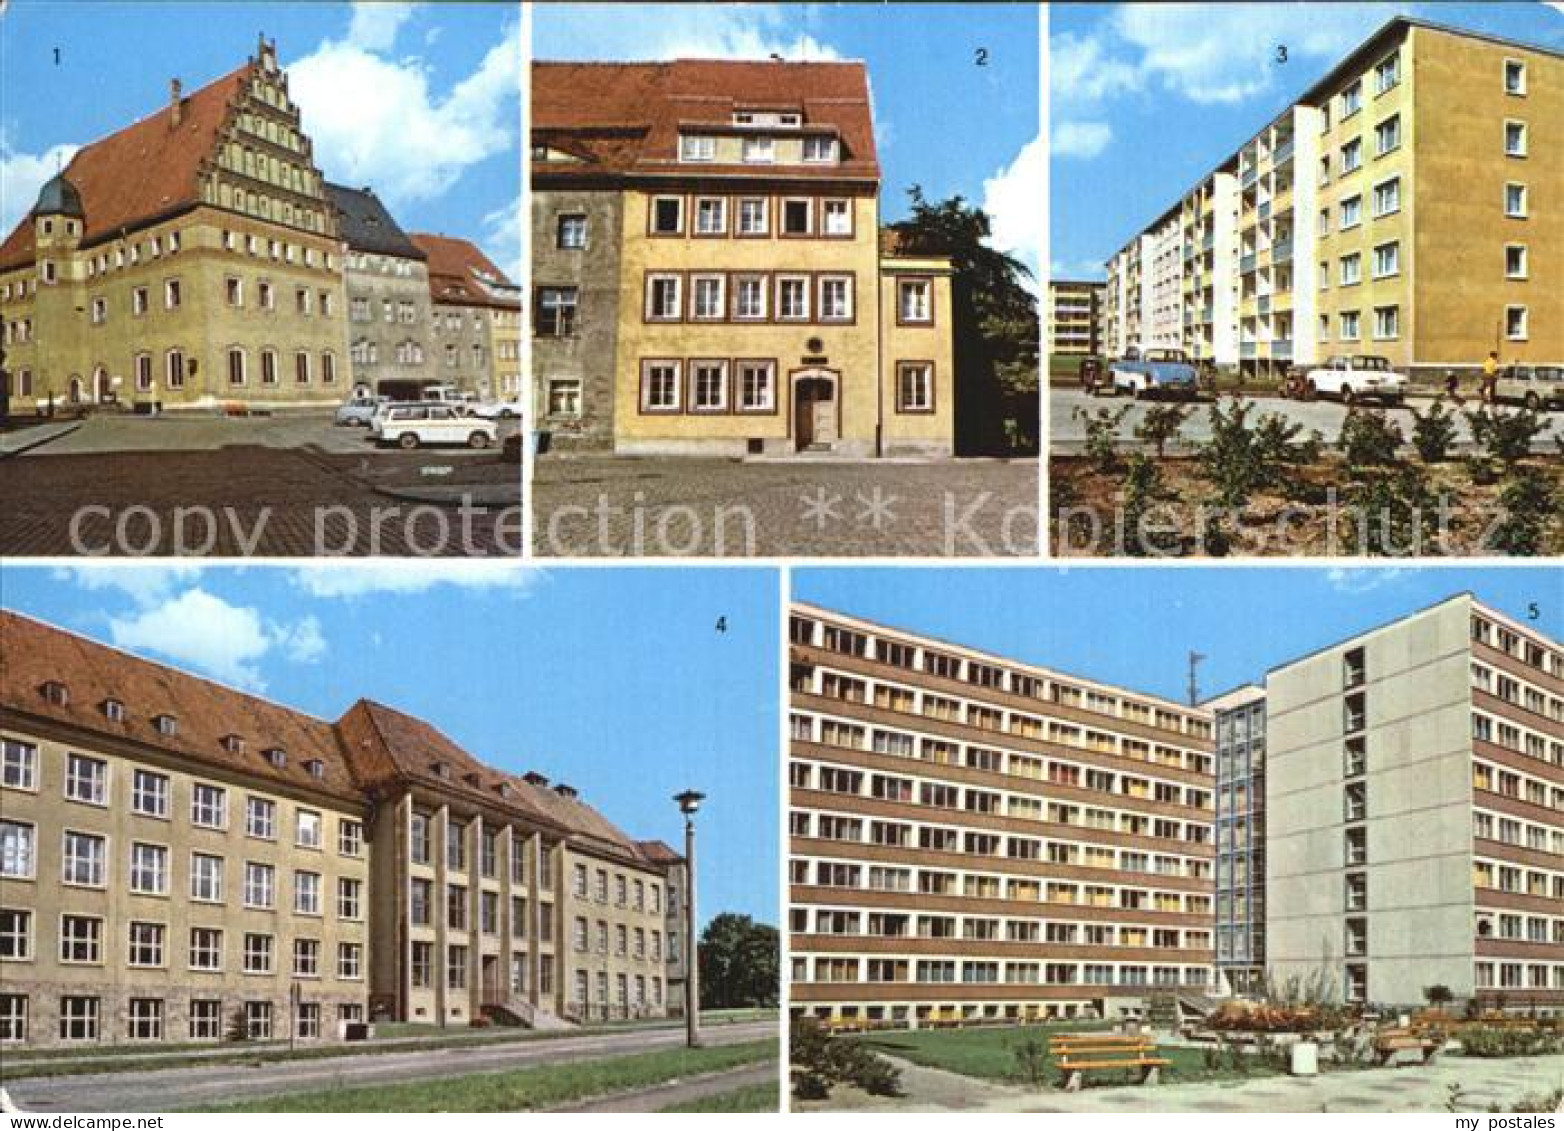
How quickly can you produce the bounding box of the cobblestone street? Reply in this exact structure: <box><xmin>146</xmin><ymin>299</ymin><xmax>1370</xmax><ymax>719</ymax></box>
<box><xmin>0</xmin><ymin>414</ymin><xmax>522</xmax><ymax>557</ymax></box>
<box><xmin>532</xmin><ymin>456</ymin><xmax>1039</xmax><ymax>557</ymax></box>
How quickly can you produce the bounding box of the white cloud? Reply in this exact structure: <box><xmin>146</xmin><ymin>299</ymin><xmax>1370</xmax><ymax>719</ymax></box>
<box><xmin>348</xmin><ymin>1</ymin><xmax>418</xmax><ymax>53</ymax></box>
<box><xmin>107</xmin><ymin>589</ymin><xmax>321</xmax><ymax>691</ymax></box>
<box><xmin>1050</xmin><ymin>32</ymin><xmax>1142</xmax><ymax>102</ymax></box>
<box><xmin>535</xmin><ymin>3</ymin><xmax>841</xmax><ymax>61</ymax></box>
<box><xmin>288</xmin><ymin>563</ymin><xmax>540</xmax><ymax>599</ymax></box>
<box><xmin>1050</xmin><ymin>258</ymin><xmax>1108</xmax><ymax>281</ymax></box>
<box><xmin>287</xmin><ymin>17</ymin><xmax>520</xmax><ymax>209</ymax></box>
<box><xmin>981</xmin><ymin>136</ymin><xmax>1043</xmax><ymax>294</ymax></box>
<box><xmin>481</xmin><ymin>193</ymin><xmax>522</xmax><ymax>283</ymax></box>
<box><xmin>49</xmin><ymin>564</ymin><xmax>205</xmax><ymax>608</ymax></box>
<box><xmin>1051</xmin><ymin>121</ymin><xmax>1113</xmax><ymax>160</ymax></box>
<box><xmin>1324</xmin><ymin>567</ymin><xmax>1408</xmax><ymax>595</ymax></box>
<box><xmin>0</xmin><ymin>132</ymin><xmax>80</xmax><ymax>240</ymax></box>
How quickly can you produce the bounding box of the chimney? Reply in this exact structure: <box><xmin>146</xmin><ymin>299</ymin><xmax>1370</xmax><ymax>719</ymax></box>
<box><xmin>170</xmin><ymin>79</ymin><xmax>183</xmax><ymax>127</ymax></box>
<box><xmin>554</xmin><ymin>783</ymin><xmax>578</xmax><ymax>800</ymax></box>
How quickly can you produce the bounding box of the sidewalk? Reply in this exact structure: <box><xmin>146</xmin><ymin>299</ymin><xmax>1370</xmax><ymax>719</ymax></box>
<box><xmin>0</xmin><ymin>421</ymin><xmax>80</xmax><ymax>458</ymax></box>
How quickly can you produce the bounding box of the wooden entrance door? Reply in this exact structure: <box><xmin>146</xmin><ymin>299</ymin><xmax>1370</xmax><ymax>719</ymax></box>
<box><xmin>794</xmin><ymin>373</ymin><xmax>837</xmax><ymax>450</ymax></box>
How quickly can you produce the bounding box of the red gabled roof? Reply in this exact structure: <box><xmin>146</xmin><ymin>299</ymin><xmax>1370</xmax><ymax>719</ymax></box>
<box><xmin>636</xmin><ymin>839</ymin><xmax>684</xmax><ymax>866</ymax></box>
<box><xmin>531</xmin><ymin>59</ymin><xmax>879</xmax><ymax>184</ymax></box>
<box><xmin>0</xmin><ymin>610</ymin><xmax>361</xmax><ymax>803</ymax></box>
<box><xmin>0</xmin><ymin>64</ymin><xmax>248</xmax><ymax>272</ymax></box>
<box><xmin>409</xmin><ymin>233</ymin><xmax>520</xmax><ymax>311</ymax></box>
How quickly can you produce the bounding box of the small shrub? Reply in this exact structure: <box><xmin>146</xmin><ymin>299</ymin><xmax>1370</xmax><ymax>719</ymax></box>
<box><xmin>1134</xmin><ymin>403</ymin><xmax>1192</xmax><ymax>459</ymax></box>
<box><xmin>1467</xmin><ymin>406</ymin><xmax>1554</xmax><ymax>469</ymax></box>
<box><xmin>1459</xmin><ymin>1025</ymin><xmax>1562</xmax><ymax>1059</ymax></box>
<box><xmin>789</xmin><ymin>1019</ymin><xmax>903</xmax><ymax>1100</ymax></box>
<box><xmin>1487</xmin><ymin>467</ymin><xmax>1558</xmax><ymax>556</ymax></box>
<box><xmin>1410</xmin><ymin>398</ymin><xmax>1459</xmax><ymax>463</ymax></box>
<box><xmin>1012</xmin><ymin>1036</ymin><xmax>1050</xmax><ymax>1089</ymax></box>
<box><xmin>226</xmin><ymin>1004</ymin><xmax>251</xmax><ymax>1043</ymax></box>
<box><xmin>1121</xmin><ymin>453</ymin><xmax>1181</xmax><ymax>557</ymax></box>
<box><xmin>1424</xmin><ymin>985</ymin><xmax>1455</xmax><ymax>1007</ymax></box>
<box><xmin>1344</xmin><ymin>465</ymin><xmax>1447</xmax><ymax>557</ymax></box>
<box><xmin>1074</xmin><ymin>404</ymin><xmax>1132</xmax><ymax>473</ymax></box>
<box><xmin>1338</xmin><ymin>408</ymin><xmax>1404</xmax><ymax>469</ymax></box>
<box><xmin>1198</xmin><ymin>397</ymin><xmax>1267</xmax><ymax>509</ymax></box>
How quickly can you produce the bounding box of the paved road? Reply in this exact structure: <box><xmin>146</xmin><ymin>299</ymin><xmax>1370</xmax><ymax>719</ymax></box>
<box><xmin>5</xmin><ymin>1019</ymin><xmax>775</xmax><ymax>1112</ymax></box>
<box><xmin>556</xmin><ymin>1061</ymin><xmax>779</xmax><ymax>1112</ymax></box>
<box><xmin>805</xmin><ymin>1051</ymin><xmax>1564</xmax><ymax>1114</ymax></box>
<box><xmin>0</xmin><ymin>414</ymin><xmax>521</xmax><ymax>557</ymax></box>
<box><xmin>534</xmin><ymin>456</ymin><xmax>1039</xmax><ymax>557</ymax></box>
<box><xmin>1049</xmin><ymin>388</ymin><xmax>1562</xmax><ymax>455</ymax></box>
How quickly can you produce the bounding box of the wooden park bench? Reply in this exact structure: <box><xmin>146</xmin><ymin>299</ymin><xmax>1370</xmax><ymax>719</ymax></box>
<box><xmin>925</xmin><ymin>1008</ymin><xmax>964</xmax><ymax>1029</ymax></box>
<box><xmin>824</xmin><ymin>1016</ymin><xmax>866</xmax><ymax>1035</ymax></box>
<box><xmin>1374</xmin><ymin>1026</ymin><xmax>1443</xmax><ymax>1066</ymax></box>
<box><xmin>1050</xmin><ymin>1032</ymin><xmax>1170</xmax><ymax>1092</ymax></box>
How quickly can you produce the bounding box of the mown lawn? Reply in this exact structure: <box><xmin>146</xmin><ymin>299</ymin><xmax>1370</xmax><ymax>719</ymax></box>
<box><xmin>184</xmin><ymin>1039</ymin><xmax>776</xmax><ymax>1112</ymax></box>
<box><xmin>856</xmin><ymin>1024</ymin><xmax>1288</xmax><ymax>1088</ymax></box>
<box><xmin>659</xmin><ymin>1078</ymin><xmax>780</xmax><ymax>1112</ymax></box>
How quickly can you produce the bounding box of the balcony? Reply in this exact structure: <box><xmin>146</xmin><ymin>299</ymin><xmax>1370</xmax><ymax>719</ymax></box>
<box><xmin>1240</xmin><ymin>342</ymin><xmax>1257</xmax><ymax>359</ymax></box>
<box><xmin>1274</xmin><ymin>138</ymin><xmax>1295</xmax><ymax>166</ymax></box>
<box><xmin>1203</xmin><ymin>231</ymin><xmax>1215</xmax><ymax>252</ymax></box>
<box><xmin>1241</xmin><ymin>165</ymin><xmax>1258</xmax><ymax>189</ymax></box>
<box><xmin>1258</xmin><ymin>295</ymin><xmax>1271</xmax><ymax>316</ymax></box>
<box><xmin>1259</xmin><ymin>201</ymin><xmax>1272</xmax><ymax>222</ymax></box>
<box><xmin>1273</xmin><ymin>239</ymin><xmax>1294</xmax><ymax>264</ymax></box>
<box><xmin>1273</xmin><ymin>339</ymin><xmax>1293</xmax><ymax>359</ymax></box>
<box><xmin>1240</xmin><ymin>253</ymin><xmax>1257</xmax><ymax>274</ymax></box>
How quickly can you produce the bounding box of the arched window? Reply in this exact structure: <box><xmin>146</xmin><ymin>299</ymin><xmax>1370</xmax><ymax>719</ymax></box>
<box><xmin>165</xmin><ymin>349</ymin><xmax>186</xmax><ymax>389</ymax></box>
<box><xmin>227</xmin><ymin>347</ymin><xmax>246</xmax><ymax>386</ymax></box>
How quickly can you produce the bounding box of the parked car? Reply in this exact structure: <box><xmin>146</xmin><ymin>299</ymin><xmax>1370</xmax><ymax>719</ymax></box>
<box><xmin>1300</xmin><ymin>355</ymin><xmax>1408</xmax><ymax>406</ymax></box>
<box><xmin>1108</xmin><ymin>348</ymin><xmax>1199</xmax><ymax>399</ymax></box>
<box><xmin>420</xmin><ymin>384</ymin><xmax>479</xmax><ymax>406</ymax></box>
<box><xmin>334</xmin><ymin>396</ymin><xmax>388</xmax><ymax>427</ymax></box>
<box><xmin>371</xmin><ymin>403</ymin><xmax>497</xmax><ymax>449</ymax></box>
<box><xmin>1493</xmin><ymin>363</ymin><xmax>1564</xmax><ymax>411</ymax></box>
<box><xmin>472</xmin><ymin>397</ymin><xmax>525</xmax><ymax>421</ymax></box>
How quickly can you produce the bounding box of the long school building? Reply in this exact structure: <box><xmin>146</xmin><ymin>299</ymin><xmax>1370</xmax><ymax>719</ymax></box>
<box><xmin>1102</xmin><ymin>17</ymin><xmax>1562</xmax><ymax>380</ymax></box>
<box><xmin>0</xmin><ymin>611</ymin><xmax>684</xmax><ymax>1048</ymax></box>
<box><xmin>787</xmin><ymin>605</ymin><xmax>1219</xmax><ymax>1028</ymax></box>
<box><xmin>531</xmin><ymin>59</ymin><xmax>956</xmax><ymax>457</ymax></box>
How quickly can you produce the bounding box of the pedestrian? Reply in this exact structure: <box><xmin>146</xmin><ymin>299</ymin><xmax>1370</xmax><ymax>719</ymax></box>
<box><xmin>1443</xmin><ymin>369</ymin><xmax>1461</xmax><ymax>402</ymax></box>
<box><xmin>1481</xmin><ymin>350</ymin><xmax>1500</xmax><ymax>405</ymax></box>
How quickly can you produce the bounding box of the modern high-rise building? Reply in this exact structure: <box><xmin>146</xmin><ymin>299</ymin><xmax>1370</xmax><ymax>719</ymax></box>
<box><xmin>1046</xmin><ymin>280</ymin><xmax>1106</xmax><ymax>359</ymax></box>
<box><xmin>1103</xmin><ymin>17</ymin><xmax>1562</xmax><ymax>380</ymax></box>
<box><xmin>1265</xmin><ymin>594</ymin><xmax>1563</xmax><ymax>1009</ymax></box>
<box><xmin>530</xmin><ymin>59</ymin><xmax>956</xmax><ymax>457</ymax></box>
<box><xmin>0</xmin><ymin>610</ymin><xmax>684</xmax><ymax>1048</ymax></box>
<box><xmin>1206</xmin><ymin>684</ymin><xmax>1267</xmax><ymax>997</ymax></box>
<box><xmin>787</xmin><ymin>605</ymin><xmax>1219</xmax><ymax>1028</ymax></box>
<box><xmin>0</xmin><ymin>38</ymin><xmax>349</xmax><ymax>410</ymax></box>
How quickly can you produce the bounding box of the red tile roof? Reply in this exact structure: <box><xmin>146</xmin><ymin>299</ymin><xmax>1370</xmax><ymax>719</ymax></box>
<box><xmin>531</xmin><ymin>59</ymin><xmax>879</xmax><ymax>184</ymax></box>
<box><xmin>636</xmin><ymin>839</ymin><xmax>685</xmax><ymax>866</ymax></box>
<box><xmin>0</xmin><ymin>609</ymin><xmax>361</xmax><ymax>803</ymax></box>
<box><xmin>0</xmin><ymin>64</ymin><xmax>249</xmax><ymax>272</ymax></box>
<box><xmin>409</xmin><ymin>233</ymin><xmax>520</xmax><ymax>311</ymax></box>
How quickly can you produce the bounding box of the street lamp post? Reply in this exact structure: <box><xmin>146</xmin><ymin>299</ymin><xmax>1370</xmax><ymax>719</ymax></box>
<box><xmin>673</xmin><ymin>789</ymin><xmax>705</xmax><ymax>1049</ymax></box>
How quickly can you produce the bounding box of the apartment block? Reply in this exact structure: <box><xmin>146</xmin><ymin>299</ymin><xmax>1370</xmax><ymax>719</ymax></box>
<box><xmin>1103</xmin><ymin>18</ymin><xmax>1562</xmax><ymax>378</ymax></box>
<box><xmin>531</xmin><ymin>60</ymin><xmax>956</xmax><ymax>457</ymax></box>
<box><xmin>1207</xmin><ymin>684</ymin><xmax>1267</xmax><ymax>997</ymax></box>
<box><xmin>787</xmin><ymin>605</ymin><xmax>1218</xmax><ymax>1028</ymax></box>
<box><xmin>1266</xmin><ymin>594</ymin><xmax>1564</xmax><ymax>1009</ymax></box>
<box><xmin>0</xmin><ymin>611</ymin><xmax>684</xmax><ymax>1048</ymax></box>
<box><xmin>409</xmin><ymin>234</ymin><xmax>523</xmax><ymax>401</ymax></box>
<box><xmin>1046</xmin><ymin>280</ymin><xmax>1105</xmax><ymax>358</ymax></box>
<box><xmin>0</xmin><ymin>38</ymin><xmax>349</xmax><ymax>410</ymax></box>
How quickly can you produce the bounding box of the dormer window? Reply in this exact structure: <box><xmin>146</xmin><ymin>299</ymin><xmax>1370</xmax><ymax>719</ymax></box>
<box><xmin>432</xmin><ymin>762</ymin><xmax>451</xmax><ymax>780</ymax></box>
<box><xmin>305</xmin><ymin>759</ymin><xmax>324</xmax><ymax>780</ymax></box>
<box><xmin>741</xmin><ymin>136</ymin><xmax>775</xmax><ymax>164</ymax></box>
<box><xmin>263</xmin><ymin>747</ymin><xmax>286</xmax><ymax>769</ymax></box>
<box><xmin>679</xmin><ymin>134</ymin><xmax>716</xmax><ymax>162</ymax></box>
<box><xmin>464</xmin><ymin>771</ymin><xmax>483</xmax><ymax>787</ymax></box>
<box><xmin>803</xmin><ymin>136</ymin><xmax>837</xmax><ymax>163</ymax></box>
<box><xmin>154</xmin><ymin>714</ymin><xmax>178</xmax><ymax>736</ymax></box>
<box><xmin>497</xmin><ymin>783</ymin><xmax>514</xmax><ymax>799</ymax></box>
<box><xmin>41</xmin><ymin>680</ymin><xmax>69</xmax><ymax>706</ymax></box>
<box><xmin>102</xmin><ymin>698</ymin><xmax>126</xmax><ymax>723</ymax></box>
<box><xmin>221</xmin><ymin>734</ymin><xmax>245</xmax><ymax>754</ymax></box>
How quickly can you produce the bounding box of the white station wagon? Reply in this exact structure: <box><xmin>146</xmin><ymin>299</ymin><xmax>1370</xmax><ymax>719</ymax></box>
<box><xmin>1301</xmin><ymin>355</ymin><xmax>1409</xmax><ymax>406</ymax></box>
<box><xmin>371</xmin><ymin>403</ymin><xmax>498</xmax><ymax>450</ymax></box>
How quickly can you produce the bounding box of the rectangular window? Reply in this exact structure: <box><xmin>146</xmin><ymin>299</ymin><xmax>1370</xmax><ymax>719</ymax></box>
<box><xmin>803</xmin><ymin>135</ymin><xmax>837</xmax><ymax>163</ymax></box>
<box><xmin>694</xmin><ymin>197</ymin><xmax>727</xmax><ymax>236</ymax></box>
<box><xmin>338</xmin><ymin>877</ymin><xmax>363</xmax><ymax>920</ymax></box>
<box><xmin>1372</xmin><ymin>177</ymin><xmax>1401</xmax><ymax>217</ymax></box>
<box><xmin>0</xmin><ymin>741</ymin><xmax>36</xmax><ymax>791</ymax></box>
<box><xmin>822</xmin><ymin>199</ymin><xmax>851</xmax><ymax>236</ymax></box>
<box><xmin>130</xmin><ymin>842</ymin><xmax>168</xmax><ymax>894</ymax></box>
<box><xmin>690</xmin><ymin>274</ymin><xmax>726</xmax><ymax>320</ymax></box>
<box><xmin>1340</xmin><ymin>253</ymin><xmax>1362</xmax><ymax>286</ymax></box>
<box><xmin>189</xmin><ymin>927</ymin><xmax>222</xmax><ymax>971</ymax></box>
<box><xmin>131</xmin><ymin>769</ymin><xmax>169</xmax><ymax>817</ymax></box>
<box><xmin>1505</xmin><ymin>120</ymin><xmax>1528</xmax><ymax>157</ymax></box>
<box><xmin>59</xmin><ymin>915</ymin><xmax>102</xmax><ymax>963</ymax></box>
<box><xmin>190</xmin><ymin>853</ymin><xmax>223</xmax><ymax>902</ymax></box>
<box><xmin>781</xmin><ymin>199</ymin><xmax>812</xmax><ymax>235</ymax></box>
<box><xmin>296</xmin><ymin>810</ymin><xmax>322</xmax><ymax>849</ymax></box>
<box><xmin>294</xmin><ymin>871</ymin><xmax>322</xmax><ymax>915</ymax></box>
<box><xmin>164</xmin><ymin>279</ymin><xmax>182</xmax><ymax>309</ymax></box>
<box><xmin>1375</xmin><ymin>115</ymin><xmax>1401</xmax><ymax>155</ymax></box>
<box><xmin>65</xmin><ymin>753</ymin><xmax>108</xmax><ymax>805</ymax></box>
<box><xmin>189</xmin><ymin>1000</ymin><xmax>222</xmax><ymax>1040</ymax></box>
<box><xmin>1372</xmin><ymin>241</ymin><xmax>1399</xmax><ymax>279</ymax></box>
<box><xmin>244</xmin><ymin>862</ymin><xmax>275</xmax><ymax>909</ymax></box>
<box><xmin>899</xmin><ymin>279</ymin><xmax>932</xmax><ymax>323</ymax></box>
<box><xmin>338</xmin><ymin>942</ymin><xmax>363</xmax><ymax>980</ymax></box>
<box><xmin>1506</xmin><ymin>244</ymin><xmax>1528</xmax><ymax>279</ymax></box>
<box><xmin>777</xmin><ymin>276</ymin><xmax>810</xmax><ymax>321</ymax></box>
<box><xmin>536</xmin><ymin>287</ymin><xmax>578</xmax><ymax>336</ymax></box>
<box><xmin>132</xmin><ymin>287</ymin><xmax>149</xmax><ymax>315</ymax></box>
<box><xmin>243</xmin><ymin>933</ymin><xmax>273</xmax><ymax>974</ymax></box>
<box><xmin>556</xmin><ymin>214</ymin><xmax>587</xmax><ymax>249</ymax></box>
<box><xmin>742</xmin><ymin>136</ymin><xmax>774</xmax><ymax>164</ymax></box>
<box><xmin>897</xmin><ymin>362</ymin><xmax>934</xmax><ymax>413</ymax></box>
<box><xmin>689</xmin><ymin>360</ymin><xmax>729</xmax><ymax>412</ymax></box>
<box><xmin>732</xmin><ymin>275</ymin><xmax>767</xmax><ymax>320</ymax></box>
<box><xmin>640</xmin><ymin>360</ymin><xmax>681</xmax><ymax>412</ymax></box>
<box><xmin>191</xmin><ymin>783</ymin><xmax>226</xmax><ymax>828</ymax></box>
<box><xmin>63</xmin><ymin>831</ymin><xmax>106</xmax><ymax>887</ymax></box>
<box><xmin>650</xmin><ymin>197</ymin><xmax>683</xmax><ymax>235</ymax></box>
<box><xmin>1374</xmin><ymin>52</ymin><xmax>1400</xmax><ymax>94</ymax></box>
<box><xmin>294</xmin><ymin>352</ymin><xmax>311</xmax><ymax>384</ymax></box>
<box><xmin>547</xmin><ymin>378</ymin><xmax>582</xmax><ymax>417</ymax></box>
<box><xmin>1342</xmin><ymin>80</ymin><xmax>1362</xmax><ymax>117</ymax></box>
<box><xmin>0</xmin><ymin>908</ymin><xmax>31</xmax><ymax>960</ymax></box>
<box><xmin>1505</xmin><ymin>59</ymin><xmax>1527</xmax><ymax>96</ymax></box>
<box><xmin>736</xmin><ymin>198</ymin><xmax>768</xmax><ymax>236</ymax></box>
<box><xmin>0</xmin><ymin>995</ymin><xmax>28</xmax><ymax>1044</ymax></box>
<box><xmin>1506</xmin><ymin>306</ymin><xmax>1528</xmax><ymax>341</ymax></box>
<box><xmin>645</xmin><ymin>274</ymin><xmax>682</xmax><ymax>321</ymax></box>
<box><xmin>127</xmin><ymin>921</ymin><xmax>165</xmax><ymax>967</ymax></box>
<box><xmin>293</xmin><ymin>938</ymin><xmax>320</xmax><ymax>977</ymax></box>
<box><xmin>1340</xmin><ymin>195</ymin><xmax>1362</xmax><ymax>229</ymax></box>
<box><xmin>679</xmin><ymin>134</ymin><xmax>715</xmax><ymax>162</ymax></box>
<box><xmin>737</xmin><ymin>360</ymin><xmax>776</xmax><ymax>413</ymax></box>
<box><xmin>1</xmin><ymin>821</ymin><xmax>34</xmax><ymax>878</ymax></box>
<box><xmin>135</xmin><ymin>354</ymin><xmax>153</xmax><ymax>391</ymax></box>
<box><xmin>59</xmin><ymin>997</ymin><xmax>100</xmax><ymax>1042</ymax></box>
<box><xmin>246</xmin><ymin>796</ymin><xmax>275</xmax><ymax>840</ymax></box>
<box><xmin>1340</xmin><ymin>138</ymin><xmax>1362</xmax><ymax>174</ymax></box>
<box><xmin>1506</xmin><ymin>182</ymin><xmax>1528</xmax><ymax>218</ymax></box>
<box><xmin>1340</xmin><ymin>310</ymin><xmax>1361</xmax><ymax>341</ymax></box>
<box><xmin>244</xmin><ymin>1002</ymin><xmax>272</xmax><ymax>1040</ymax></box>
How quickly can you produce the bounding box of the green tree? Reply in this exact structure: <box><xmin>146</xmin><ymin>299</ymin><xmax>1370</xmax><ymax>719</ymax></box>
<box><xmin>1488</xmin><ymin>468</ymin><xmax>1558</xmax><ymax>556</ymax></box>
<box><xmin>698</xmin><ymin>913</ymin><xmax>779</xmax><ymax>1010</ymax></box>
<box><xmin>1134</xmin><ymin>402</ymin><xmax>1192</xmax><ymax>459</ymax></box>
<box><xmin>886</xmin><ymin>188</ymin><xmax>1039</xmax><ymax>455</ymax></box>
<box><xmin>1410</xmin><ymin>397</ymin><xmax>1459</xmax><ymax>463</ymax></box>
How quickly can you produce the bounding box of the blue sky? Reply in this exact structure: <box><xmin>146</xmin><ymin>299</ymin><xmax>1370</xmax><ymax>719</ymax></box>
<box><xmin>0</xmin><ymin>563</ymin><xmax>780</xmax><ymax>928</ymax></box>
<box><xmin>0</xmin><ymin>1</ymin><xmax>521</xmax><ymax>275</ymax></box>
<box><xmin>535</xmin><ymin>2</ymin><xmax>1042</xmax><ymax>280</ymax></box>
<box><xmin>1050</xmin><ymin>1</ymin><xmax>1564</xmax><ymax>280</ymax></box>
<box><xmin>795</xmin><ymin>567</ymin><xmax>1561</xmax><ymax>704</ymax></box>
